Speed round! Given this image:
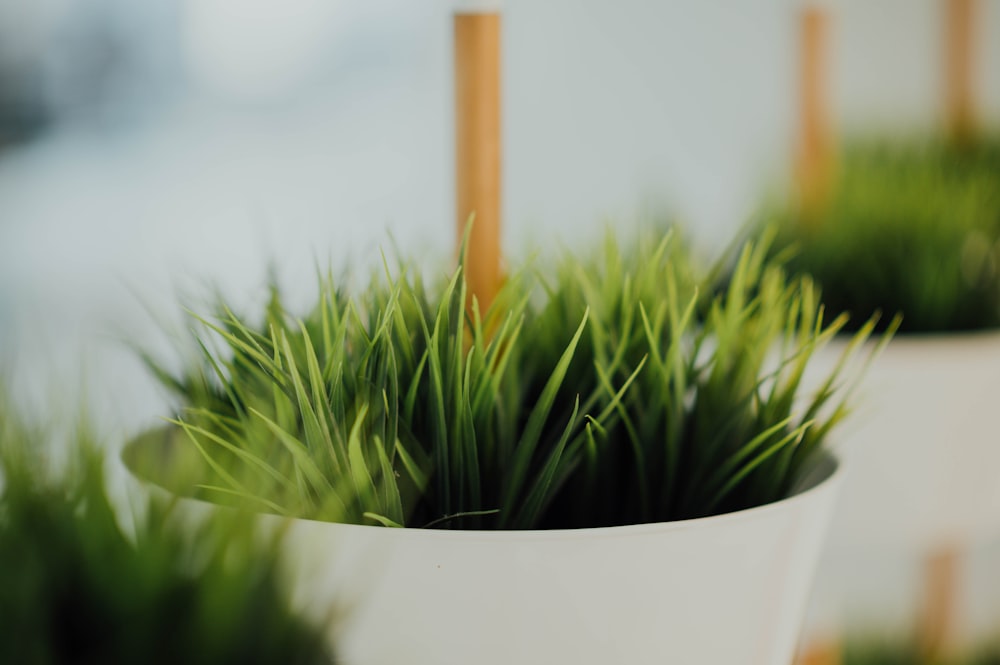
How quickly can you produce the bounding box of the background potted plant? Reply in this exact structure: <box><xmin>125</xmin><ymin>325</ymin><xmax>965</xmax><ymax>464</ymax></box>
<box><xmin>839</xmin><ymin>636</ymin><xmax>1000</xmax><ymax>665</ymax></box>
<box><xmin>769</xmin><ymin>135</ymin><xmax>1000</xmax><ymax>557</ymax></box>
<box><xmin>0</xmin><ymin>388</ymin><xmax>335</xmax><ymax>665</ymax></box>
<box><xmin>773</xmin><ymin>138</ymin><xmax>1000</xmax><ymax>663</ymax></box>
<box><xmin>125</xmin><ymin>228</ymin><xmax>886</xmax><ymax>665</ymax></box>
<box><xmin>781</xmin><ymin>3</ymin><xmax>1000</xmax><ymax>661</ymax></box>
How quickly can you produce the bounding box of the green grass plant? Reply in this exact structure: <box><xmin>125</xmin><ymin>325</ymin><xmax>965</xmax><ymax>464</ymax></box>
<box><xmin>0</xmin><ymin>391</ymin><xmax>334</xmax><ymax>665</ymax></box>
<box><xmin>143</xmin><ymin>259</ymin><xmax>595</xmax><ymax>530</ymax></box>
<box><xmin>843</xmin><ymin>639</ymin><xmax>1000</xmax><ymax>665</ymax></box>
<box><xmin>771</xmin><ymin>137</ymin><xmax>1000</xmax><ymax>333</ymax></box>
<box><xmin>532</xmin><ymin>229</ymin><xmax>890</xmax><ymax>525</ymax></box>
<box><xmin>141</xmin><ymin>228</ymin><xmax>888</xmax><ymax>530</ymax></box>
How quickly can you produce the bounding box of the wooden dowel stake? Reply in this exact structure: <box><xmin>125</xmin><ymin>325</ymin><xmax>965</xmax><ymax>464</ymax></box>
<box><xmin>919</xmin><ymin>545</ymin><xmax>961</xmax><ymax>661</ymax></box>
<box><xmin>795</xmin><ymin>6</ymin><xmax>834</xmax><ymax>220</ymax></box>
<box><xmin>454</xmin><ymin>12</ymin><xmax>503</xmax><ymax>314</ymax></box>
<box><xmin>945</xmin><ymin>0</ymin><xmax>977</xmax><ymax>146</ymax></box>
<box><xmin>796</xmin><ymin>638</ymin><xmax>842</xmax><ymax>665</ymax></box>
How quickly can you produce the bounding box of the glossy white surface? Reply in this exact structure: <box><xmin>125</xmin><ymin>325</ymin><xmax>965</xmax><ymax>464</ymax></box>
<box><xmin>128</xmin><ymin>452</ymin><xmax>841</xmax><ymax>665</ymax></box>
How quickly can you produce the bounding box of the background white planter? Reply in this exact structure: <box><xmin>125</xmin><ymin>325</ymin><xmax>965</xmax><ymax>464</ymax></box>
<box><xmin>807</xmin><ymin>330</ymin><xmax>1000</xmax><ymax>553</ymax></box>
<box><xmin>124</xmin><ymin>432</ymin><xmax>842</xmax><ymax>665</ymax></box>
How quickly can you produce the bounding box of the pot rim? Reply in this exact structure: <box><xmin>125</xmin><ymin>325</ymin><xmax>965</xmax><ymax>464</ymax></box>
<box><xmin>834</xmin><ymin>325</ymin><xmax>1000</xmax><ymax>346</ymax></box>
<box><xmin>123</xmin><ymin>426</ymin><xmax>842</xmax><ymax>542</ymax></box>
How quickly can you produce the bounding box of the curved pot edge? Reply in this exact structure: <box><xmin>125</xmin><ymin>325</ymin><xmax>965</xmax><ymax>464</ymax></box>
<box><xmin>121</xmin><ymin>425</ymin><xmax>843</xmax><ymax>542</ymax></box>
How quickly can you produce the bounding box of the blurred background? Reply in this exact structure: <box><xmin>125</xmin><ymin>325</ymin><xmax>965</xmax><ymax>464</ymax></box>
<box><xmin>1</xmin><ymin>0</ymin><xmax>1000</xmax><ymax>660</ymax></box>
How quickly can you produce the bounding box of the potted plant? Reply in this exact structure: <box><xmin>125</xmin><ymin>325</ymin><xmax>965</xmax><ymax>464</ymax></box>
<box><xmin>770</xmin><ymin>136</ymin><xmax>1000</xmax><ymax>554</ymax></box>
<box><xmin>0</xmin><ymin>390</ymin><xmax>335</xmax><ymax>665</ymax></box>
<box><xmin>836</xmin><ymin>636</ymin><xmax>1000</xmax><ymax>665</ymax></box>
<box><xmin>125</xmin><ymin>228</ymin><xmax>884</xmax><ymax>665</ymax></box>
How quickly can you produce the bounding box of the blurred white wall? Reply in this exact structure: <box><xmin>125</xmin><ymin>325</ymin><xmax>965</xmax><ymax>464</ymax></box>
<box><xmin>1</xmin><ymin>0</ymin><xmax>998</xmax><ymax>469</ymax></box>
<box><xmin>0</xmin><ymin>0</ymin><xmax>997</xmax><ymax>466</ymax></box>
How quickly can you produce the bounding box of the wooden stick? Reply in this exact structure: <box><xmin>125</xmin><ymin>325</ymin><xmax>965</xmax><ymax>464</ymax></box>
<box><xmin>945</xmin><ymin>0</ymin><xmax>977</xmax><ymax>146</ymax></box>
<box><xmin>795</xmin><ymin>639</ymin><xmax>841</xmax><ymax>665</ymax></box>
<box><xmin>795</xmin><ymin>6</ymin><xmax>834</xmax><ymax>220</ymax></box>
<box><xmin>919</xmin><ymin>545</ymin><xmax>961</xmax><ymax>661</ymax></box>
<box><xmin>454</xmin><ymin>12</ymin><xmax>503</xmax><ymax>314</ymax></box>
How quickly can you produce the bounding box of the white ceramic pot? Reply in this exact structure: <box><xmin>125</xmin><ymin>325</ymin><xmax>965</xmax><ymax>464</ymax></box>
<box><xmin>124</xmin><ymin>432</ymin><xmax>842</xmax><ymax>665</ymax></box>
<box><xmin>806</xmin><ymin>330</ymin><xmax>1000</xmax><ymax>553</ymax></box>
